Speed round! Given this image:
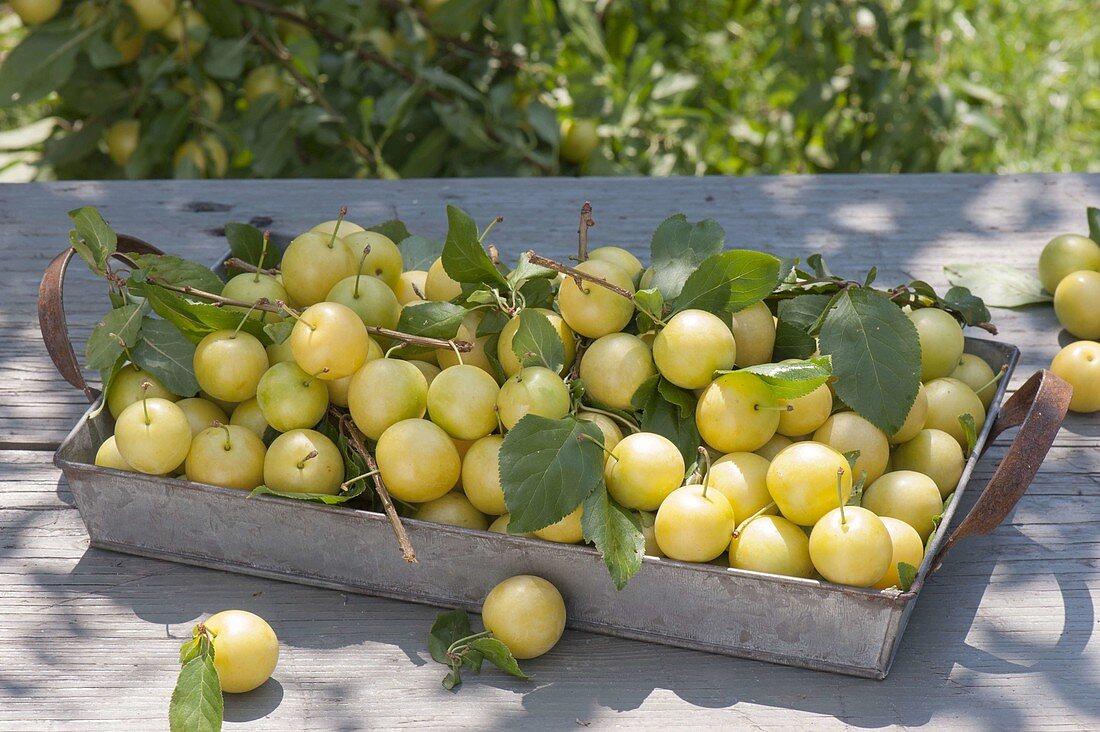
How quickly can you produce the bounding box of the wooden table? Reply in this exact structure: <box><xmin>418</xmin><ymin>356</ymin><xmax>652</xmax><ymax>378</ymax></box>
<box><xmin>3</xmin><ymin>175</ymin><xmax>1100</xmax><ymax>730</ymax></box>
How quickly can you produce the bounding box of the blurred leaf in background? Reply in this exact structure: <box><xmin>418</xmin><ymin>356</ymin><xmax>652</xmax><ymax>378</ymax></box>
<box><xmin>0</xmin><ymin>0</ymin><xmax>1096</xmax><ymax>182</ymax></box>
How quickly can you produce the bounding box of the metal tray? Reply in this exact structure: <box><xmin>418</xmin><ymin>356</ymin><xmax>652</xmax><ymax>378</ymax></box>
<box><xmin>41</xmin><ymin>242</ymin><xmax>1072</xmax><ymax>678</ymax></box>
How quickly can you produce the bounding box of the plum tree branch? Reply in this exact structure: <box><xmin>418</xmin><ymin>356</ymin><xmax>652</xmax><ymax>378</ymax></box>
<box><xmin>524</xmin><ymin>251</ymin><xmax>634</xmax><ymax>300</ymax></box>
<box><xmin>144</xmin><ymin>276</ymin><xmax>473</xmax><ymax>351</ymax></box>
<box><xmin>338</xmin><ymin>413</ymin><xmax>417</xmax><ymax>564</ymax></box>
<box><xmin>224</xmin><ymin>257</ymin><xmax>279</xmax><ymax>275</ymax></box>
<box><xmin>577</xmin><ymin>201</ymin><xmax>594</xmax><ymax>261</ymax></box>
<box><xmin>244</xmin><ymin>23</ymin><xmax>377</xmax><ymax>166</ymax></box>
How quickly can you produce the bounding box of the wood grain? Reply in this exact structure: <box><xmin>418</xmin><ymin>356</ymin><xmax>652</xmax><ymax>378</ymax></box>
<box><xmin>2</xmin><ymin>174</ymin><xmax>1100</xmax><ymax>729</ymax></box>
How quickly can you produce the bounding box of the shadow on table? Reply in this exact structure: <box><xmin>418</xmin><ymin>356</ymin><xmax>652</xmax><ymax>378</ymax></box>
<box><xmin>17</xmin><ymin>464</ymin><xmax>1094</xmax><ymax>730</ymax></box>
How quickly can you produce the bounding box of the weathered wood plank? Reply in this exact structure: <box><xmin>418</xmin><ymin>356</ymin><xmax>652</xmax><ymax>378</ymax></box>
<box><xmin>2</xmin><ymin>174</ymin><xmax>1098</xmax><ymax>447</ymax></box>
<box><xmin>1</xmin><ymin>446</ymin><xmax>1099</xmax><ymax>730</ymax></box>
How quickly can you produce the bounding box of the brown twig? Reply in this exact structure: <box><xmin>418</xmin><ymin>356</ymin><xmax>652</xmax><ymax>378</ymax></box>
<box><xmin>339</xmin><ymin>413</ymin><xmax>416</xmax><ymax>563</ymax></box>
<box><xmin>524</xmin><ymin>251</ymin><xmax>634</xmax><ymax>300</ymax></box>
<box><xmin>577</xmin><ymin>201</ymin><xmax>594</xmax><ymax>261</ymax></box>
<box><xmin>224</xmin><ymin>257</ymin><xmax>279</xmax><ymax>276</ymax></box>
<box><xmin>245</xmin><ymin>22</ymin><xmax>376</xmax><ymax>166</ymax></box>
<box><xmin>147</xmin><ymin>276</ymin><xmax>475</xmax><ymax>350</ymax></box>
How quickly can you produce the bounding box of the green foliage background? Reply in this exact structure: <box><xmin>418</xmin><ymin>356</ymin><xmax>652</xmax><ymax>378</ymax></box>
<box><xmin>0</xmin><ymin>0</ymin><xmax>1096</xmax><ymax>182</ymax></box>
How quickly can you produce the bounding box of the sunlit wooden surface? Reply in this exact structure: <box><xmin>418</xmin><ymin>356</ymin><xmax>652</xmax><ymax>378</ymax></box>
<box><xmin>2</xmin><ymin>174</ymin><xmax>1099</xmax><ymax>729</ymax></box>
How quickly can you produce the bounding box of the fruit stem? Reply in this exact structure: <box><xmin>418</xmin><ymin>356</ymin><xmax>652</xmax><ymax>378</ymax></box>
<box><xmin>524</xmin><ymin>251</ymin><xmax>634</xmax><ymax>300</ymax></box>
<box><xmin>341</xmin><ymin>470</ymin><xmax>381</xmax><ymax>490</ymax></box>
<box><xmin>327</xmin><ymin>206</ymin><xmax>348</xmax><ymax>249</ymax></box>
<box><xmin>697</xmin><ymin>446</ymin><xmax>713</xmax><ymax>499</ymax></box>
<box><xmin>447</xmin><ymin>340</ymin><xmax>465</xmax><ymax>366</ymax></box>
<box><xmin>577</xmin><ymin>201</ymin><xmax>594</xmax><ymax>262</ymax></box>
<box><xmin>446</xmin><ymin>630</ymin><xmax>493</xmax><ymax>657</ymax></box>
<box><xmin>836</xmin><ymin>468</ymin><xmax>847</xmax><ymax>526</ymax></box>
<box><xmin>578</xmin><ymin>433</ymin><xmax>617</xmax><ymax>462</ymax></box>
<box><xmin>281</xmin><ymin>303</ymin><xmax>316</xmax><ymax>331</ymax></box>
<box><xmin>732</xmin><ymin>501</ymin><xmax>777</xmax><ymax>539</ymax></box>
<box><xmin>577</xmin><ymin>406</ymin><xmax>641</xmax><ymax>434</ymax></box>
<box><xmin>754</xmin><ymin>404</ymin><xmax>794</xmax><ymax>412</ymax></box>
<box><xmin>111</xmin><ymin>334</ymin><xmax>135</xmax><ymax>364</ymax></box>
<box><xmin>213</xmin><ymin>420</ymin><xmax>232</xmax><ymax>451</ymax></box>
<box><xmin>296</xmin><ymin>449</ymin><xmax>319</xmax><ymax>470</ymax></box>
<box><xmin>354</xmin><ymin>243</ymin><xmax>373</xmax><ymax>299</ymax></box>
<box><xmin>140</xmin><ymin>381</ymin><xmax>151</xmax><ymax>425</ymax></box>
<box><xmin>478</xmin><ymin>216</ymin><xmax>504</xmax><ymax>244</ymax></box>
<box><xmin>303</xmin><ymin>367</ymin><xmax>329</xmax><ymax>387</ymax></box>
<box><xmin>977</xmin><ymin>365</ymin><xmax>1008</xmax><ymax>396</ymax></box>
<box><xmin>384</xmin><ymin>343</ymin><xmax>404</xmax><ymax>359</ymax></box>
<box><xmin>232</xmin><ymin>303</ymin><xmax>260</xmax><ymax>337</ymax></box>
<box><xmin>253</xmin><ymin>231</ymin><xmax>272</xmax><ymax>283</ymax></box>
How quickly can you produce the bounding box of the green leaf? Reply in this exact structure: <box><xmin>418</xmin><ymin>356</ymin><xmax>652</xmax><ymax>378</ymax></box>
<box><xmin>168</xmin><ymin>656</ymin><xmax>223</xmax><ymax>732</ymax></box>
<box><xmin>737</xmin><ymin>356</ymin><xmax>833</xmax><ymax>400</ymax></box>
<box><xmin>657</xmin><ymin>378</ymin><xmax>695</xmax><ymax>418</ymax></box>
<box><xmin>501</xmin><ymin>415</ymin><xmax>605</xmax><ymax>533</ymax></box>
<box><xmin>201</xmin><ymin>0</ymin><xmax>244</xmax><ymax>36</ymax></box>
<box><xmin>0</xmin><ymin>29</ymin><xmax>82</xmax><ymax>108</ymax></box>
<box><xmin>224</xmin><ymin>223</ymin><xmax>271</xmax><ymax>267</ymax></box>
<box><xmin>638</xmin><ymin>380</ymin><xmax>700</xmax><ymax>464</ymax></box>
<box><xmin>428</xmin><ymin>0</ymin><xmax>495</xmax><ymax>34</ymax></box>
<box><xmin>131</xmin><ymin>254</ymin><xmax>224</xmax><ymax>294</ymax></box>
<box><xmin>248</xmin><ymin>483</ymin><xmax>365</xmax><ymax>505</ymax></box>
<box><xmin>673</xmin><ymin>250</ymin><xmax>781</xmax><ymax>315</ymax></box>
<box><xmin>86</xmin><ymin>303</ymin><xmax>146</xmax><ymax>371</ymax></box>
<box><xmin>959</xmin><ymin>413</ymin><xmax>977</xmax><ymax>458</ymax></box>
<box><xmin>897</xmin><ymin>562</ymin><xmax>918</xmax><ymax>592</ymax></box>
<box><xmin>428</xmin><ymin>610</ymin><xmax>473</xmax><ymax>665</ymax></box>
<box><xmin>441</xmin><ymin>205</ymin><xmax>507</xmax><ymax>287</ymax></box>
<box><xmin>395</xmin><ymin>301</ymin><xmax>467</xmax><ymax>342</ymax></box>
<box><xmin>442</xmin><ymin>668</ymin><xmax>462</xmax><ymax>690</ymax></box>
<box><xmin>773</xmin><ymin>294</ymin><xmax>833</xmax><ymax>360</ymax></box>
<box><xmin>178</xmin><ymin>636</ymin><xmax>202</xmax><ymax>666</ymax></box>
<box><xmin>141</xmin><ymin>281</ymin><xmax>267</xmax><ymax>343</ymax></box>
<box><xmin>264</xmin><ymin>320</ymin><xmax>293</xmax><ymax>345</ymax></box>
<box><xmin>1088</xmin><ymin>207</ymin><xmax>1100</xmax><ymax>245</ymax></box>
<box><xmin>131</xmin><ymin>318</ymin><xmax>199</xmax><ymax>396</ymax></box>
<box><xmin>368</xmin><ymin>219</ymin><xmax>411</xmax><ymax>244</ymax></box>
<box><xmin>634</xmin><ymin>288</ymin><xmax>665</xmax><ymax>332</ymax></box>
<box><xmin>943</xmin><ymin>263</ymin><xmax>1051</xmax><ymax>306</ymax></box>
<box><xmin>648</xmin><ymin>215</ymin><xmax>725</xmax><ymax>299</ymax></box>
<box><xmin>68</xmin><ymin>206</ymin><xmax>117</xmax><ymax>273</ymax></box>
<box><xmin>581</xmin><ymin>485</ymin><xmax>645</xmax><ymax>590</ymax></box>
<box><xmin>942</xmin><ymin>287</ymin><xmax>991</xmax><ymax>326</ymax></box>
<box><xmin>468</xmin><ymin>637</ymin><xmax>531</xmax><ymax>681</ymax></box>
<box><xmin>510</xmin><ymin>309</ymin><xmax>565</xmax><ymax>372</ymax></box>
<box><xmin>507</xmin><ymin>251</ymin><xmax>557</xmax><ymax>291</ymax></box>
<box><xmin>819</xmin><ymin>289</ymin><xmax>921</xmax><ymax>435</ymax></box>
<box><xmin>399</xmin><ymin>235</ymin><xmax>444</xmax><ymax>271</ymax></box>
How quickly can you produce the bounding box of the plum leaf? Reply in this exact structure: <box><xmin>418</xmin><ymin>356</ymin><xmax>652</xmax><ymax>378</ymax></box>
<box><xmin>943</xmin><ymin>263</ymin><xmax>1050</xmax><ymax>306</ymax></box>
<box><xmin>131</xmin><ymin>317</ymin><xmax>199</xmax><ymax>396</ymax></box>
<box><xmin>85</xmin><ymin>303</ymin><xmax>146</xmax><ymax>371</ymax></box>
<box><xmin>68</xmin><ymin>206</ymin><xmax>117</xmax><ymax>273</ymax></box>
<box><xmin>441</xmin><ymin>205</ymin><xmax>507</xmax><ymax>287</ymax></box>
<box><xmin>648</xmin><ymin>214</ymin><xmax>725</xmax><ymax>300</ymax></box>
<box><xmin>510</xmin><ymin>309</ymin><xmax>564</xmax><ymax>372</ymax></box>
<box><xmin>673</xmin><ymin>249</ymin><xmax>782</xmax><ymax>315</ymax></box>
<box><xmin>500</xmin><ymin>415</ymin><xmax>605</xmax><ymax>533</ymax></box>
<box><xmin>368</xmin><ymin>219</ymin><xmax>411</xmax><ymax>244</ymax></box>
<box><xmin>469</xmin><ymin>638</ymin><xmax>530</xmax><ymax>681</ymax></box>
<box><xmin>581</xmin><ymin>485</ymin><xmax>645</xmax><ymax>590</ymax></box>
<box><xmin>734</xmin><ymin>355</ymin><xmax>833</xmax><ymax>400</ymax></box>
<box><xmin>819</xmin><ymin>288</ymin><xmax>920</xmax><ymax>435</ymax></box>
<box><xmin>168</xmin><ymin>656</ymin><xmax>222</xmax><ymax>732</ymax></box>
<box><xmin>399</xmin><ymin>235</ymin><xmax>444</xmax><ymax>272</ymax></box>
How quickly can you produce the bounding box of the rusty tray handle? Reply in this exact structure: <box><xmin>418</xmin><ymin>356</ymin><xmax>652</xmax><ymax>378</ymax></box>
<box><xmin>931</xmin><ymin>369</ymin><xmax>1072</xmax><ymax>572</ymax></box>
<box><xmin>37</xmin><ymin>235</ymin><xmax>164</xmax><ymax>403</ymax></box>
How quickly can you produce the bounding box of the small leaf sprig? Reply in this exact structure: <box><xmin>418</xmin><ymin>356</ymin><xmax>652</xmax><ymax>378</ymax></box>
<box><xmin>169</xmin><ymin>624</ymin><xmax>223</xmax><ymax>732</ymax></box>
<box><xmin>428</xmin><ymin>610</ymin><xmax>530</xmax><ymax>690</ymax></box>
